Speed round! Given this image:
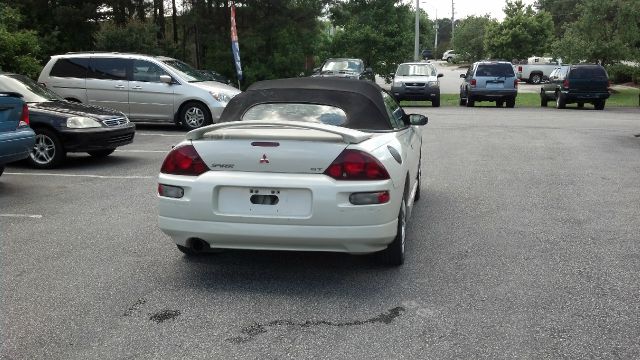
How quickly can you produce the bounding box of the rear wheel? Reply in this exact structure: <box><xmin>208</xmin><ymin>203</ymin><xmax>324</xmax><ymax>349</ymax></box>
<box><xmin>594</xmin><ymin>100</ymin><xmax>605</xmax><ymax>110</ymax></box>
<box><xmin>88</xmin><ymin>149</ymin><xmax>115</xmax><ymax>157</ymax></box>
<box><xmin>577</xmin><ymin>102</ymin><xmax>584</xmax><ymax>108</ymax></box>
<box><xmin>432</xmin><ymin>96</ymin><xmax>440</xmax><ymax>108</ymax></box>
<box><xmin>496</xmin><ymin>100</ymin><xmax>504</xmax><ymax>108</ymax></box>
<box><xmin>28</xmin><ymin>128</ymin><xmax>66</xmax><ymax>169</ymax></box>
<box><xmin>556</xmin><ymin>92</ymin><xmax>566</xmax><ymax>109</ymax></box>
<box><xmin>466</xmin><ymin>96</ymin><xmax>475</xmax><ymax>107</ymax></box>
<box><xmin>506</xmin><ymin>97</ymin><xmax>516</xmax><ymax>108</ymax></box>
<box><xmin>176</xmin><ymin>244</ymin><xmax>198</xmax><ymax>256</ymax></box>
<box><xmin>0</xmin><ymin>165</ymin><xmax>4</xmax><ymax>177</ymax></box>
<box><xmin>379</xmin><ymin>197</ymin><xmax>407</xmax><ymax>266</ymax></box>
<box><xmin>459</xmin><ymin>97</ymin><xmax>466</xmax><ymax>106</ymax></box>
<box><xmin>540</xmin><ymin>91</ymin><xmax>548</xmax><ymax>107</ymax></box>
<box><xmin>530</xmin><ymin>73</ymin><xmax>542</xmax><ymax>84</ymax></box>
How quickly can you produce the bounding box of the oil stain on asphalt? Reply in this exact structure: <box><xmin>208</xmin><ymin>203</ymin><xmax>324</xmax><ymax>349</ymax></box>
<box><xmin>226</xmin><ymin>306</ymin><xmax>405</xmax><ymax>343</ymax></box>
<box><xmin>149</xmin><ymin>309</ymin><xmax>181</xmax><ymax>323</ymax></box>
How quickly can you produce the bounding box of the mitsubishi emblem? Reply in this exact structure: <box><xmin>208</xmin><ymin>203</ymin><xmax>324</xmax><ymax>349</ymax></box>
<box><xmin>259</xmin><ymin>154</ymin><xmax>270</xmax><ymax>164</ymax></box>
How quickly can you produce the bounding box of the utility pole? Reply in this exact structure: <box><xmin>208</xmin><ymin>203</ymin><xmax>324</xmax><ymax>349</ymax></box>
<box><xmin>414</xmin><ymin>0</ymin><xmax>420</xmax><ymax>61</ymax></box>
<box><xmin>451</xmin><ymin>0</ymin><xmax>455</xmax><ymax>47</ymax></box>
<box><xmin>434</xmin><ymin>9</ymin><xmax>438</xmax><ymax>54</ymax></box>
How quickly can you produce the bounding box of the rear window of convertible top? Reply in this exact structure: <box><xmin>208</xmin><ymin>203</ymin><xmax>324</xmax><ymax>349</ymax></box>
<box><xmin>242</xmin><ymin>103</ymin><xmax>348</xmax><ymax>127</ymax></box>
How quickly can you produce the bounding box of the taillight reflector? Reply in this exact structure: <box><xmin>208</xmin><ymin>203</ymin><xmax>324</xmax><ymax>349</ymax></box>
<box><xmin>349</xmin><ymin>191</ymin><xmax>390</xmax><ymax>205</ymax></box>
<box><xmin>470</xmin><ymin>79</ymin><xmax>477</xmax><ymax>87</ymax></box>
<box><xmin>160</xmin><ymin>144</ymin><xmax>210</xmax><ymax>176</ymax></box>
<box><xmin>324</xmin><ymin>149</ymin><xmax>389</xmax><ymax>180</ymax></box>
<box><xmin>18</xmin><ymin>103</ymin><xmax>29</xmax><ymax>127</ymax></box>
<box><xmin>563</xmin><ymin>79</ymin><xmax>570</xmax><ymax>89</ymax></box>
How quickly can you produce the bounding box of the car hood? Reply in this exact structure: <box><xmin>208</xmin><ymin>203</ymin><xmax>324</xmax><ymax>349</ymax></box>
<box><xmin>190</xmin><ymin>81</ymin><xmax>242</xmax><ymax>95</ymax></box>
<box><xmin>28</xmin><ymin>101</ymin><xmax>125</xmax><ymax>120</ymax></box>
<box><xmin>394</xmin><ymin>75</ymin><xmax>437</xmax><ymax>83</ymax></box>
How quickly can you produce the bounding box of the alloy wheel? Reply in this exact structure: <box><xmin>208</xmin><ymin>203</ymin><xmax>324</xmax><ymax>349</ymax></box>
<box><xmin>31</xmin><ymin>133</ymin><xmax>56</xmax><ymax>165</ymax></box>
<box><xmin>184</xmin><ymin>107</ymin><xmax>205</xmax><ymax>128</ymax></box>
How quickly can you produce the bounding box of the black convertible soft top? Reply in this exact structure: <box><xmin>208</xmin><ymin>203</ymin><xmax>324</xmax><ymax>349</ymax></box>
<box><xmin>218</xmin><ymin>77</ymin><xmax>393</xmax><ymax>130</ymax></box>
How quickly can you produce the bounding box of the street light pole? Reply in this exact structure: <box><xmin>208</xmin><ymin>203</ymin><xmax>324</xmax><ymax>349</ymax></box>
<box><xmin>414</xmin><ymin>0</ymin><xmax>420</xmax><ymax>61</ymax></box>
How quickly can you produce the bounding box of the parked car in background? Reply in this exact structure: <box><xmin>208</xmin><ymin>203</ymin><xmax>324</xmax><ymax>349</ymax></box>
<box><xmin>158</xmin><ymin>78</ymin><xmax>428</xmax><ymax>266</ymax></box>
<box><xmin>421</xmin><ymin>49</ymin><xmax>434</xmax><ymax>60</ymax></box>
<box><xmin>391</xmin><ymin>62</ymin><xmax>443</xmax><ymax>107</ymax></box>
<box><xmin>459</xmin><ymin>61</ymin><xmax>518</xmax><ymax>108</ymax></box>
<box><xmin>0</xmin><ymin>73</ymin><xmax>136</xmax><ymax>168</ymax></box>
<box><xmin>197</xmin><ymin>69</ymin><xmax>233</xmax><ymax>86</ymax></box>
<box><xmin>38</xmin><ymin>52</ymin><xmax>241</xmax><ymax>130</ymax></box>
<box><xmin>311</xmin><ymin>58</ymin><xmax>375</xmax><ymax>81</ymax></box>
<box><xmin>442</xmin><ymin>50</ymin><xmax>458</xmax><ymax>63</ymax></box>
<box><xmin>514</xmin><ymin>56</ymin><xmax>563</xmax><ymax>84</ymax></box>
<box><xmin>540</xmin><ymin>64</ymin><xmax>610</xmax><ymax>110</ymax></box>
<box><xmin>0</xmin><ymin>92</ymin><xmax>35</xmax><ymax>177</ymax></box>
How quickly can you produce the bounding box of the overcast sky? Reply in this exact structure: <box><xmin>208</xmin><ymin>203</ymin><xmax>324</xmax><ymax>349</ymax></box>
<box><xmin>412</xmin><ymin>0</ymin><xmax>538</xmax><ymax>21</ymax></box>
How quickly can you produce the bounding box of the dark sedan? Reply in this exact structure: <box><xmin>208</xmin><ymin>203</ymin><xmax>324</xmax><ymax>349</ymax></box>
<box><xmin>0</xmin><ymin>73</ymin><xmax>135</xmax><ymax>168</ymax></box>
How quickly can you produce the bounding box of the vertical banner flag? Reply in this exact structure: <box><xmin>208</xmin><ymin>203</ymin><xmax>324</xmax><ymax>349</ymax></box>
<box><xmin>230</xmin><ymin>3</ymin><xmax>243</xmax><ymax>82</ymax></box>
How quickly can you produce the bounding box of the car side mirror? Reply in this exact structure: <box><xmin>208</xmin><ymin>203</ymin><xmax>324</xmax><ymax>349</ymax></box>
<box><xmin>437</xmin><ymin>73</ymin><xmax>444</xmax><ymax>78</ymax></box>
<box><xmin>408</xmin><ymin>114</ymin><xmax>428</xmax><ymax>126</ymax></box>
<box><xmin>460</xmin><ymin>74</ymin><xmax>466</xmax><ymax>79</ymax></box>
<box><xmin>159</xmin><ymin>75</ymin><xmax>173</xmax><ymax>84</ymax></box>
<box><xmin>313</xmin><ymin>67</ymin><xmax>320</xmax><ymax>73</ymax></box>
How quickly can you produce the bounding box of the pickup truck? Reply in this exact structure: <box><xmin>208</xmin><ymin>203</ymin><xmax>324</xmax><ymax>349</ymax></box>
<box><xmin>0</xmin><ymin>92</ymin><xmax>35</xmax><ymax>177</ymax></box>
<box><xmin>514</xmin><ymin>56</ymin><xmax>563</xmax><ymax>84</ymax></box>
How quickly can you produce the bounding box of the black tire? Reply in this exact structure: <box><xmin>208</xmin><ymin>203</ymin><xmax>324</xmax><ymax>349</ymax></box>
<box><xmin>88</xmin><ymin>149</ymin><xmax>115</xmax><ymax>157</ymax></box>
<box><xmin>28</xmin><ymin>128</ymin><xmax>66</xmax><ymax>169</ymax></box>
<box><xmin>379</xmin><ymin>196</ymin><xmax>407</xmax><ymax>266</ymax></box>
<box><xmin>577</xmin><ymin>102</ymin><xmax>584</xmax><ymax>108</ymax></box>
<box><xmin>540</xmin><ymin>91</ymin><xmax>548</xmax><ymax>107</ymax></box>
<box><xmin>530</xmin><ymin>73</ymin><xmax>542</xmax><ymax>84</ymax></box>
<box><xmin>506</xmin><ymin>97</ymin><xmax>516</xmax><ymax>108</ymax></box>
<box><xmin>466</xmin><ymin>96</ymin><xmax>475</xmax><ymax>107</ymax></box>
<box><xmin>447</xmin><ymin>57</ymin><xmax>453</xmax><ymax>63</ymax></box>
<box><xmin>594</xmin><ymin>100</ymin><xmax>605</xmax><ymax>110</ymax></box>
<box><xmin>496</xmin><ymin>100</ymin><xmax>504</xmax><ymax>108</ymax></box>
<box><xmin>179</xmin><ymin>101</ymin><xmax>212</xmax><ymax>130</ymax></box>
<box><xmin>556</xmin><ymin>92</ymin><xmax>566</xmax><ymax>109</ymax></box>
<box><xmin>459</xmin><ymin>97</ymin><xmax>466</xmax><ymax>106</ymax></box>
<box><xmin>176</xmin><ymin>244</ymin><xmax>197</xmax><ymax>256</ymax></box>
<box><xmin>0</xmin><ymin>165</ymin><xmax>4</xmax><ymax>177</ymax></box>
<box><xmin>432</xmin><ymin>96</ymin><xmax>440</xmax><ymax>108</ymax></box>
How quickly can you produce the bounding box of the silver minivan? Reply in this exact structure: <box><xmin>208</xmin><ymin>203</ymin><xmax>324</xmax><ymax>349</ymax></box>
<box><xmin>38</xmin><ymin>53</ymin><xmax>241</xmax><ymax>129</ymax></box>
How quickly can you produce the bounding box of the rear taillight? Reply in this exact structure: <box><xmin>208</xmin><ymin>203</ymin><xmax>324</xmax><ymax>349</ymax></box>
<box><xmin>470</xmin><ymin>79</ymin><xmax>477</xmax><ymax>87</ymax></box>
<box><xmin>160</xmin><ymin>144</ymin><xmax>210</xmax><ymax>176</ymax></box>
<box><xmin>324</xmin><ymin>149</ymin><xmax>389</xmax><ymax>181</ymax></box>
<box><xmin>563</xmin><ymin>79</ymin><xmax>570</xmax><ymax>89</ymax></box>
<box><xmin>517</xmin><ymin>66</ymin><xmax>522</xmax><ymax>72</ymax></box>
<box><xmin>18</xmin><ymin>103</ymin><xmax>29</xmax><ymax>127</ymax></box>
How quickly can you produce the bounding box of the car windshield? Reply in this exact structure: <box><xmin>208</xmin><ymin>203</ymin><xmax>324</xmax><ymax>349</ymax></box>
<box><xmin>0</xmin><ymin>74</ymin><xmax>64</xmax><ymax>102</ymax></box>
<box><xmin>475</xmin><ymin>64</ymin><xmax>515</xmax><ymax>77</ymax></box>
<box><xmin>396</xmin><ymin>64</ymin><xmax>436</xmax><ymax>76</ymax></box>
<box><xmin>242</xmin><ymin>103</ymin><xmax>348</xmax><ymax>126</ymax></box>
<box><xmin>321</xmin><ymin>60</ymin><xmax>363</xmax><ymax>73</ymax></box>
<box><xmin>162</xmin><ymin>59</ymin><xmax>212</xmax><ymax>82</ymax></box>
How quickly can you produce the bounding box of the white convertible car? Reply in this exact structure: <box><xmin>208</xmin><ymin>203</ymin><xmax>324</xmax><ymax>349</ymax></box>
<box><xmin>157</xmin><ymin>78</ymin><xmax>428</xmax><ymax>265</ymax></box>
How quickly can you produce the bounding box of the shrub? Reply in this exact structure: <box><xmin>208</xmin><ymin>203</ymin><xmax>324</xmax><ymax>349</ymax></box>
<box><xmin>606</xmin><ymin>63</ymin><xmax>640</xmax><ymax>84</ymax></box>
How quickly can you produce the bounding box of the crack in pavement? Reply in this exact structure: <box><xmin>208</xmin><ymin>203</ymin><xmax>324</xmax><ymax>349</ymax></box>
<box><xmin>226</xmin><ymin>306</ymin><xmax>405</xmax><ymax>344</ymax></box>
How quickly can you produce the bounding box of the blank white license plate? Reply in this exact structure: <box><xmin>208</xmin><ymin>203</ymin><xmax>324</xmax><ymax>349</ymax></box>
<box><xmin>486</xmin><ymin>82</ymin><xmax>504</xmax><ymax>89</ymax></box>
<box><xmin>217</xmin><ymin>186</ymin><xmax>312</xmax><ymax>217</ymax></box>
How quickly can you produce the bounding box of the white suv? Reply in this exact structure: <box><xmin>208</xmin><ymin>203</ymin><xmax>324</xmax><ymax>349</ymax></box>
<box><xmin>38</xmin><ymin>53</ymin><xmax>241</xmax><ymax>129</ymax></box>
<box><xmin>442</xmin><ymin>50</ymin><xmax>458</xmax><ymax>63</ymax></box>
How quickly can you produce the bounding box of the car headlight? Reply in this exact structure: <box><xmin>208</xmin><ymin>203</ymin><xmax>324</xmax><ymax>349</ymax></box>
<box><xmin>67</xmin><ymin>116</ymin><xmax>101</xmax><ymax>128</ymax></box>
<box><xmin>210</xmin><ymin>91</ymin><xmax>232</xmax><ymax>103</ymax></box>
<box><xmin>427</xmin><ymin>81</ymin><xmax>439</xmax><ymax>87</ymax></box>
<box><xmin>393</xmin><ymin>81</ymin><xmax>403</xmax><ymax>87</ymax></box>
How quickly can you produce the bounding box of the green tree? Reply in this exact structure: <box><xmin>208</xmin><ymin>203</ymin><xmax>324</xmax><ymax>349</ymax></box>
<box><xmin>534</xmin><ymin>0</ymin><xmax>583</xmax><ymax>37</ymax></box>
<box><xmin>0</xmin><ymin>4</ymin><xmax>41</xmax><ymax>77</ymax></box>
<box><xmin>484</xmin><ymin>0</ymin><xmax>555</xmax><ymax>61</ymax></box>
<box><xmin>453</xmin><ymin>15</ymin><xmax>497</xmax><ymax>62</ymax></box>
<box><xmin>95</xmin><ymin>20</ymin><xmax>163</xmax><ymax>55</ymax></box>
<box><xmin>553</xmin><ymin>0</ymin><xmax>640</xmax><ymax>65</ymax></box>
<box><xmin>329</xmin><ymin>0</ymin><xmax>414</xmax><ymax>78</ymax></box>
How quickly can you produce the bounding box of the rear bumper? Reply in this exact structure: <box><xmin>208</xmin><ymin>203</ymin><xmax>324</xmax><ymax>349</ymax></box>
<box><xmin>0</xmin><ymin>127</ymin><xmax>35</xmax><ymax>165</ymax></box>
<box><xmin>392</xmin><ymin>86</ymin><xmax>440</xmax><ymax>101</ymax></box>
<box><xmin>469</xmin><ymin>89</ymin><xmax>517</xmax><ymax>101</ymax></box>
<box><xmin>158</xmin><ymin>216</ymin><xmax>397</xmax><ymax>253</ymax></box>
<box><xmin>59</xmin><ymin>123</ymin><xmax>135</xmax><ymax>152</ymax></box>
<box><xmin>561</xmin><ymin>91</ymin><xmax>610</xmax><ymax>102</ymax></box>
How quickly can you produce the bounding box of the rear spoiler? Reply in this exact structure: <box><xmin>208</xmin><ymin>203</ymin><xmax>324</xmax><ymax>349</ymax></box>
<box><xmin>186</xmin><ymin>120</ymin><xmax>372</xmax><ymax>144</ymax></box>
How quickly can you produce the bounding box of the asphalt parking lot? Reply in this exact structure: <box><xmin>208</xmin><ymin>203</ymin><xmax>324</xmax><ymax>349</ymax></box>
<box><xmin>2</xmin><ymin>107</ymin><xmax>639</xmax><ymax>359</ymax></box>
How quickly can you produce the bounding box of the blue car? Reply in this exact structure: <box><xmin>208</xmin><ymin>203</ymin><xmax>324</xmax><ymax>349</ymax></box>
<box><xmin>0</xmin><ymin>92</ymin><xmax>35</xmax><ymax>177</ymax></box>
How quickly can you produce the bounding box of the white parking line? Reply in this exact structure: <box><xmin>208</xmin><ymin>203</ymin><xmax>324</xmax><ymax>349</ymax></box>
<box><xmin>115</xmin><ymin>149</ymin><xmax>168</xmax><ymax>153</ymax></box>
<box><xmin>137</xmin><ymin>132</ymin><xmax>184</xmax><ymax>137</ymax></box>
<box><xmin>4</xmin><ymin>172</ymin><xmax>153</xmax><ymax>179</ymax></box>
<box><xmin>0</xmin><ymin>214</ymin><xmax>43</xmax><ymax>219</ymax></box>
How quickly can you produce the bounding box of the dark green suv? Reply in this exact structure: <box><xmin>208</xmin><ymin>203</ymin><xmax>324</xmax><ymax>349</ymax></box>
<box><xmin>540</xmin><ymin>65</ymin><xmax>610</xmax><ymax>110</ymax></box>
